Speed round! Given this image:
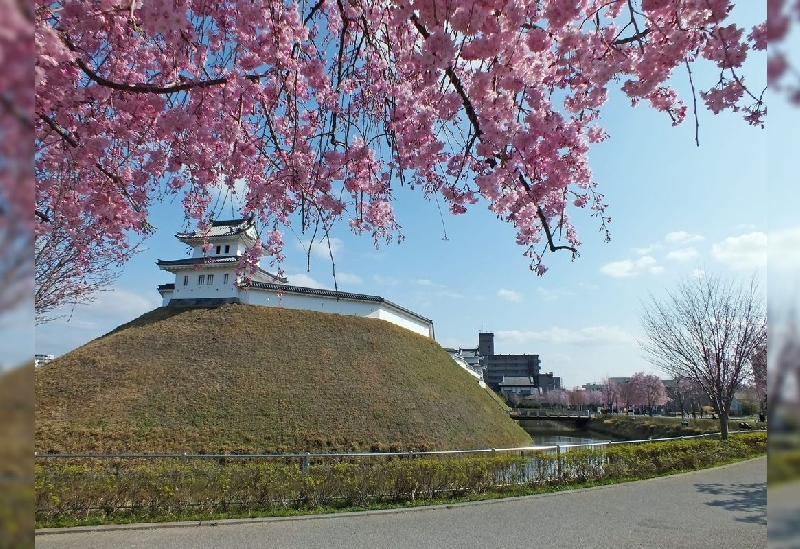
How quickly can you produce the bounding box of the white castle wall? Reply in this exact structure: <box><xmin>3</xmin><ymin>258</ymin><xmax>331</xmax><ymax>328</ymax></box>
<box><xmin>161</xmin><ymin>268</ymin><xmax>240</xmax><ymax>305</ymax></box>
<box><xmin>240</xmin><ymin>288</ymin><xmax>433</xmax><ymax>339</ymax></box>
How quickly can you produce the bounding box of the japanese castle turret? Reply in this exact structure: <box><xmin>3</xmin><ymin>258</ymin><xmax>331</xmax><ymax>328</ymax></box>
<box><xmin>157</xmin><ymin>217</ymin><xmax>435</xmax><ymax>339</ymax></box>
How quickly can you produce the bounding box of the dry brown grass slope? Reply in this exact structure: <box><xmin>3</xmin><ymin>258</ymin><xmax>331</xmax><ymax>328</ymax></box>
<box><xmin>36</xmin><ymin>304</ymin><xmax>532</xmax><ymax>454</ymax></box>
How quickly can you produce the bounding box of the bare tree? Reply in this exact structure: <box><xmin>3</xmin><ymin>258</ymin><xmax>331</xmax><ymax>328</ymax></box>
<box><xmin>639</xmin><ymin>273</ymin><xmax>766</xmax><ymax>439</ymax></box>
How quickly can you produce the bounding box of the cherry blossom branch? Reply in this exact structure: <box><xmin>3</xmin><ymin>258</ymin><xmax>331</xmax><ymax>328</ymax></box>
<box><xmin>684</xmin><ymin>60</ymin><xmax>700</xmax><ymax>147</ymax></box>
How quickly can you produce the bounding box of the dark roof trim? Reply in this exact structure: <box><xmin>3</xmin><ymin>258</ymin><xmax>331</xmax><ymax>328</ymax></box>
<box><xmin>157</xmin><ymin>256</ymin><xmax>240</xmax><ymax>267</ymax></box>
<box><xmin>157</xmin><ymin>257</ymin><xmax>286</xmax><ymax>283</ymax></box>
<box><xmin>242</xmin><ymin>281</ymin><xmax>433</xmax><ymax>325</ymax></box>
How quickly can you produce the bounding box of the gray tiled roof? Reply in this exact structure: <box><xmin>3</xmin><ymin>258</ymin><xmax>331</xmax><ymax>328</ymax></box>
<box><xmin>499</xmin><ymin>376</ymin><xmax>537</xmax><ymax>387</ymax></box>
<box><xmin>176</xmin><ymin>217</ymin><xmax>256</xmax><ymax>240</ymax></box>
<box><xmin>243</xmin><ymin>281</ymin><xmax>433</xmax><ymax>325</ymax></box>
<box><xmin>157</xmin><ymin>256</ymin><xmax>241</xmax><ymax>267</ymax></box>
<box><xmin>156</xmin><ymin>257</ymin><xmax>286</xmax><ymax>283</ymax></box>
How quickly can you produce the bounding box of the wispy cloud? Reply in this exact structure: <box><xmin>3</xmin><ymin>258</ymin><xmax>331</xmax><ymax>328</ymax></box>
<box><xmin>538</xmin><ymin>287</ymin><xmax>575</xmax><ymax>301</ymax></box>
<box><xmin>295</xmin><ymin>237</ymin><xmax>345</xmax><ymax>261</ymax></box>
<box><xmin>374</xmin><ymin>274</ymin><xmax>400</xmax><ymax>286</ymax></box>
<box><xmin>665</xmin><ymin>231</ymin><xmax>705</xmax><ymax>245</ymax></box>
<box><xmin>600</xmin><ymin>255</ymin><xmax>663</xmax><ymax>278</ymax></box>
<box><xmin>711</xmin><ymin>232</ymin><xmax>767</xmax><ymax>270</ymax></box>
<box><xmin>334</xmin><ymin>272</ymin><xmax>363</xmax><ymax>285</ymax></box>
<box><xmin>46</xmin><ymin>288</ymin><xmax>162</xmax><ymax>332</ymax></box>
<box><xmin>497</xmin><ymin>289</ymin><xmax>523</xmax><ymax>302</ymax></box>
<box><xmin>632</xmin><ymin>244</ymin><xmax>660</xmax><ymax>255</ymax></box>
<box><xmin>497</xmin><ymin>326</ymin><xmax>635</xmax><ymax>346</ymax></box>
<box><xmin>769</xmin><ymin>226</ymin><xmax>800</xmax><ymax>271</ymax></box>
<box><xmin>414</xmin><ymin>278</ymin><xmax>442</xmax><ymax>287</ymax></box>
<box><xmin>665</xmin><ymin>247</ymin><xmax>700</xmax><ymax>262</ymax></box>
<box><xmin>285</xmin><ymin>272</ymin><xmax>329</xmax><ymax>289</ymax></box>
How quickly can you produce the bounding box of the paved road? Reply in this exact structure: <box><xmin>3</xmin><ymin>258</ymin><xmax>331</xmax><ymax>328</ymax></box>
<box><xmin>768</xmin><ymin>478</ymin><xmax>800</xmax><ymax>548</ymax></box>
<box><xmin>37</xmin><ymin>457</ymin><xmax>766</xmax><ymax>549</ymax></box>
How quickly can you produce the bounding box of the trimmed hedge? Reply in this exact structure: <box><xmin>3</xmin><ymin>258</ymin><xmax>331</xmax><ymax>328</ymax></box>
<box><xmin>36</xmin><ymin>432</ymin><xmax>766</xmax><ymax>528</ymax></box>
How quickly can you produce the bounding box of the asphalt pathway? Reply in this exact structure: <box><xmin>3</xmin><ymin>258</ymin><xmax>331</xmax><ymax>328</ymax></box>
<box><xmin>768</xmin><ymin>478</ymin><xmax>800</xmax><ymax>548</ymax></box>
<box><xmin>36</xmin><ymin>456</ymin><xmax>767</xmax><ymax>549</ymax></box>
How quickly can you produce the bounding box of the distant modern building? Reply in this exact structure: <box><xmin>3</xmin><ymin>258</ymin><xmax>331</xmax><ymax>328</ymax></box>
<box><xmin>477</xmin><ymin>333</ymin><xmax>542</xmax><ymax>391</ymax></box>
<box><xmin>157</xmin><ymin>216</ymin><xmax>435</xmax><ymax>339</ymax></box>
<box><xmin>35</xmin><ymin>354</ymin><xmax>55</xmax><ymax>367</ymax></box>
<box><xmin>539</xmin><ymin>372</ymin><xmax>562</xmax><ymax>392</ymax></box>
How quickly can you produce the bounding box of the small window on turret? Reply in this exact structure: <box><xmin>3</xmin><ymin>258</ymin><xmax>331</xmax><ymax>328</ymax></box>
<box><xmin>215</xmin><ymin>245</ymin><xmax>221</xmax><ymax>254</ymax></box>
<box><xmin>198</xmin><ymin>275</ymin><xmax>205</xmax><ymax>285</ymax></box>
<box><xmin>183</xmin><ymin>276</ymin><xmax>188</xmax><ymax>286</ymax></box>
<box><xmin>207</xmin><ymin>274</ymin><xmax>214</xmax><ymax>284</ymax></box>
<box><xmin>224</xmin><ymin>245</ymin><xmax>230</xmax><ymax>253</ymax></box>
<box><xmin>224</xmin><ymin>274</ymin><xmax>229</xmax><ymax>284</ymax></box>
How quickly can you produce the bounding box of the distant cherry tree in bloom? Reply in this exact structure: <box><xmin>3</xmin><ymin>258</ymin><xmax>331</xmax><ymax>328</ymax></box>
<box><xmin>33</xmin><ymin>0</ymin><xmax>765</xmax><ymax>311</ymax></box>
<box><xmin>628</xmin><ymin>372</ymin><xmax>669</xmax><ymax>415</ymax></box>
<box><xmin>600</xmin><ymin>378</ymin><xmax>622</xmax><ymax>412</ymax></box>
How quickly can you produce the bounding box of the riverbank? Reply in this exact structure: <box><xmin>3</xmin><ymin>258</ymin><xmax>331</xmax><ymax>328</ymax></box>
<box><xmin>585</xmin><ymin>414</ymin><xmax>766</xmax><ymax>440</ymax></box>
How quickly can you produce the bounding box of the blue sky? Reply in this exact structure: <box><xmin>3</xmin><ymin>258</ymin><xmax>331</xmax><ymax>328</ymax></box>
<box><xmin>20</xmin><ymin>3</ymin><xmax>794</xmax><ymax>389</ymax></box>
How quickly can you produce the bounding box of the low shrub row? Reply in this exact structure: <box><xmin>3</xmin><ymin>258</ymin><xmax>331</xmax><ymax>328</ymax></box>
<box><xmin>768</xmin><ymin>448</ymin><xmax>800</xmax><ymax>485</ymax></box>
<box><xmin>35</xmin><ymin>432</ymin><xmax>766</xmax><ymax>528</ymax></box>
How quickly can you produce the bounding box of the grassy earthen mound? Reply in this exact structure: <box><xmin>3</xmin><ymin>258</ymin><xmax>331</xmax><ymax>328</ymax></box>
<box><xmin>36</xmin><ymin>304</ymin><xmax>531</xmax><ymax>454</ymax></box>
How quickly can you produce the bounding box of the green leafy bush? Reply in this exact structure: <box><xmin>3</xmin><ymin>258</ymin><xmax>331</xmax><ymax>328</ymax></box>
<box><xmin>35</xmin><ymin>433</ymin><xmax>766</xmax><ymax>528</ymax></box>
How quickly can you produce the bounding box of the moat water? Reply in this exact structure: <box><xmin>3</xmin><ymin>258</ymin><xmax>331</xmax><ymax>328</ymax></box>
<box><xmin>517</xmin><ymin>419</ymin><xmax>620</xmax><ymax>446</ymax></box>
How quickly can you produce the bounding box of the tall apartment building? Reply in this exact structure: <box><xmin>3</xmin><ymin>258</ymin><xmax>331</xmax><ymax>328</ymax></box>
<box><xmin>479</xmin><ymin>332</ymin><xmax>541</xmax><ymax>391</ymax></box>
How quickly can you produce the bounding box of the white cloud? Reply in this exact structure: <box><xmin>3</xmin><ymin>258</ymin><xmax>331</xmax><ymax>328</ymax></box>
<box><xmin>208</xmin><ymin>176</ymin><xmax>248</xmax><ymax>212</ymax></box>
<box><xmin>600</xmin><ymin>255</ymin><xmax>663</xmax><ymax>278</ymax></box>
<box><xmin>497</xmin><ymin>289</ymin><xmax>523</xmax><ymax>302</ymax></box>
<box><xmin>285</xmin><ymin>272</ymin><xmax>329</xmax><ymax>289</ymax></box>
<box><xmin>665</xmin><ymin>231</ymin><xmax>705</xmax><ymax>245</ymax></box>
<box><xmin>335</xmin><ymin>272</ymin><xmax>363</xmax><ymax>285</ymax></box>
<box><xmin>665</xmin><ymin>247</ymin><xmax>700</xmax><ymax>262</ymax></box>
<box><xmin>547</xmin><ymin>353</ymin><xmax>573</xmax><ymax>364</ymax></box>
<box><xmin>296</xmin><ymin>237</ymin><xmax>345</xmax><ymax>260</ymax></box>
<box><xmin>633</xmin><ymin>244</ymin><xmax>660</xmax><ymax>255</ymax></box>
<box><xmin>497</xmin><ymin>326</ymin><xmax>635</xmax><ymax>346</ymax></box>
<box><xmin>44</xmin><ymin>288</ymin><xmax>162</xmax><ymax>333</ymax></box>
<box><xmin>711</xmin><ymin>232</ymin><xmax>767</xmax><ymax>270</ymax></box>
<box><xmin>691</xmin><ymin>268</ymin><xmax>706</xmax><ymax>279</ymax></box>
<box><xmin>538</xmin><ymin>287</ymin><xmax>575</xmax><ymax>301</ymax></box>
<box><xmin>770</xmin><ymin>226</ymin><xmax>800</xmax><ymax>271</ymax></box>
<box><xmin>374</xmin><ymin>274</ymin><xmax>400</xmax><ymax>286</ymax></box>
<box><xmin>414</xmin><ymin>279</ymin><xmax>442</xmax><ymax>287</ymax></box>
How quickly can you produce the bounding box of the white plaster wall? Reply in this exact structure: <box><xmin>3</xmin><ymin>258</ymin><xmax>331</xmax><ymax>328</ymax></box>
<box><xmin>167</xmin><ymin>268</ymin><xmax>240</xmax><ymax>300</ymax></box>
<box><xmin>241</xmin><ymin>289</ymin><xmax>432</xmax><ymax>338</ymax></box>
<box><xmin>375</xmin><ymin>307</ymin><xmax>433</xmax><ymax>338</ymax></box>
<box><xmin>189</xmin><ymin>238</ymin><xmax>245</xmax><ymax>258</ymax></box>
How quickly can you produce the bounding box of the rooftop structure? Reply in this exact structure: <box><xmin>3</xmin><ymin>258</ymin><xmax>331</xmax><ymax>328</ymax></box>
<box><xmin>157</xmin><ymin>217</ymin><xmax>435</xmax><ymax>338</ymax></box>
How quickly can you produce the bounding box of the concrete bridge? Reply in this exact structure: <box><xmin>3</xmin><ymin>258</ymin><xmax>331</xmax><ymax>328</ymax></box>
<box><xmin>508</xmin><ymin>409</ymin><xmax>595</xmax><ymax>426</ymax></box>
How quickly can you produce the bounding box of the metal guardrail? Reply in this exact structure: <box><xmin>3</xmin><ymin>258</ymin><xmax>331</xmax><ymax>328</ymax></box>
<box><xmin>33</xmin><ymin>430</ymin><xmax>763</xmax><ymax>461</ymax></box>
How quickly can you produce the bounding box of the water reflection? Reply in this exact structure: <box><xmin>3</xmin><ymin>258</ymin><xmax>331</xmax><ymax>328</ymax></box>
<box><xmin>517</xmin><ymin>420</ymin><xmax>618</xmax><ymax>447</ymax></box>
<box><xmin>530</xmin><ymin>433</ymin><xmax>614</xmax><ymax>446</ymax></box>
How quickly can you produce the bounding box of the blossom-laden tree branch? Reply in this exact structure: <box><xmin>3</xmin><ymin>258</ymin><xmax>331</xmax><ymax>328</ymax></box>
<box><xmin>638</xmin><ymin>273</ymin><xmax>766</xmax><ymax>439</ymax></box>
<box><xmin>33</xmin><ymin>0</ymin><xmax>765</xmax><ymax>310</ymax></box>
<box><xmin>0</xmin><ymin>0</ymin><xmax>34</xmax><ymax>316</ymax></box>
<box><xmin>34</xmin><ymin>165</ymin><xmax>144</xmax><ymax>324</ymax></box>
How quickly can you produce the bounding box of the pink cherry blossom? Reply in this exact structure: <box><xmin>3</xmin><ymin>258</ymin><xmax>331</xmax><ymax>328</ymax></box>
<box><xmin>29</xmin><ymin>0</ymin><xmax>766</xmax><ymax>315</ymax></box>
